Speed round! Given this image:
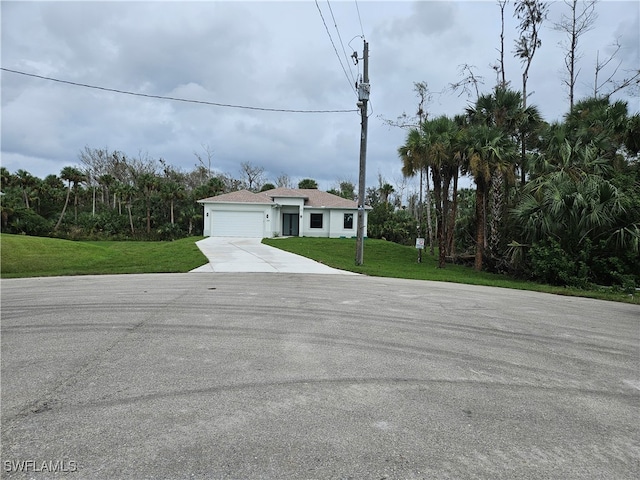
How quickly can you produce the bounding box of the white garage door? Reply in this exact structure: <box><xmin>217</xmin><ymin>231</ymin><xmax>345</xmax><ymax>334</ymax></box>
<box><xmin>212</xmin><ymin>211</ymin><xmax>264</xmax><ymax>237</ymax></box>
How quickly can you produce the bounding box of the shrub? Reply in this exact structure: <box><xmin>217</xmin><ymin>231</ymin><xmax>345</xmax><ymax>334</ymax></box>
<box><xmin>156</xmin><ymin>223</ymin><xmax>184</xmax><ymax>241</ymax></box>
<box><xmin>7</xmin><ymin>208</ymin><xmax>52</xmax><ymax>236</ymax></box>
<box><xmin>367</xmin><ymin>203</ymin><xmax>418</xmax><ymax>246</ymax></box>
<box><xmin>529</xmin><ymin>239</ymin><xmax>590</xmax><ymax>288</ymax></box>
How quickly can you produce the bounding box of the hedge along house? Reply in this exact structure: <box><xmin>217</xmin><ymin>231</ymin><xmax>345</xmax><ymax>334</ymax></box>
<box><xmin>198</xmin><ymin>187</ymin><xmax>368</xmax><ymax>238</ymax></box>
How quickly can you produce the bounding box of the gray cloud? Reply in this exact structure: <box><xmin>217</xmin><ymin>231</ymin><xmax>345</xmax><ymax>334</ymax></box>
<box><xmin>1</xmin><ymin>0</ymin><xmax>638</xmax><ymax>195</ymax></box>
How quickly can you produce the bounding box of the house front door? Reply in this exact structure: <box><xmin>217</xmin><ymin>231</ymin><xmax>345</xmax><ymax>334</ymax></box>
<box><xmin>282</xmin><ymin>213</ymin><xmax>299</xmax><ymax>236</ymax></box>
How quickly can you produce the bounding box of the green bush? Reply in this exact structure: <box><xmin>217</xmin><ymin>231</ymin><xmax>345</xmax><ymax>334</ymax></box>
<box><xmin>78</xmin><ymin>210</ymin><xmax>130</xmax><ymax>236</ymax></box>
<box><xmin>589</xmin><ymin>239</ymin><xmax>639</xmax><ymax>288</ymax></box>
<box><xmin>367</xmin><ymin>203</ymin><xmax>418</xmax><ymax>246</ymax></box>
<box><xmin>156</xmin><ymin>223</ymin><xmax>184</xmax><ymax>241</ymax></box>
<box><xmin>7</xmin><ymin>208</ymin><xmax>52</xmax><ymax>236</ymax></box>
<box><xmin>529</xmin><ymin>239</ymin><xmax>590</xmax><ymax>288</ymax></box>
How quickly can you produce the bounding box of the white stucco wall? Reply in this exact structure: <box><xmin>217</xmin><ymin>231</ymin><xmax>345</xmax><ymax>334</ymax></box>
<box><xmin>302</xmin><ymin>208</ymin><xmax>366</xmax><ymax>238</ymax></box>
<box><xmin>328</xmin><ymin>210</ymin><xmax>357</xmax><ymax>238</ymax></box>
<box><xmin>201</xmin><ymin>202</ymin><xmax>367</xmax><ymax>239</ymax></box>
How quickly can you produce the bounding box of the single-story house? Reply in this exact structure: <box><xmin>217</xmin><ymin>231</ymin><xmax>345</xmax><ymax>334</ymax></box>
<box><xmin>198</xmin><ymin>187</ymin><xmax>368</xmax><ymax>238</ymax></box>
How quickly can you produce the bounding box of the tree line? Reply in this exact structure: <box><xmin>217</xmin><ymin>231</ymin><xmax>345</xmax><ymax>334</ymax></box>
<box><xmin>377</xmin><ymin>0</ymin><xmax>639</xmax><ymax>291</ymax></box>
<box><xmin>0</xmin><ymin>148</ymin><xmax>359</xmax><ymax>242</ymax></box>
<box><xmin>393</xmin><ymin>91</ymin><xmax>639</xmax><ymax>291</ymax></box>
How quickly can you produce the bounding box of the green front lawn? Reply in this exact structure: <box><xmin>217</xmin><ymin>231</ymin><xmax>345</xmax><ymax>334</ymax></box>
<box><xmin>1</xmin><ymin>234</ymin><xmax>636</xmax><ymax>304</ymax></box>
<box><xmin>0</xmin><ymin>234</ymin><xmax>207</xmax><ymax>278</ymax></box>
<box><xmin>263</xmin><ymin>237</ymin><xmax>639</xmax><ymax>304</ymax></box>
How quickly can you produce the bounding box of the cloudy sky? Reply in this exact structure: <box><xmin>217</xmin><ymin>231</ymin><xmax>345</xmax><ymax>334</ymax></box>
<box><xmin>2</xmin><ymin>0</ymin><xmax>639</xmax><ymax>193</ymax></box>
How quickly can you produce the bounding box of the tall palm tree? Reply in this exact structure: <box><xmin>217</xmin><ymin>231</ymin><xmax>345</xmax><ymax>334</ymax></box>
<box><xmin>447</xmin><ymin>114</ymin><xmax>470</xmax><ymax>256</ymax></box>
<box><xmin>54</xmin><ymin>166</ymin><xmax>84</xmax><ymax>231</ymax></box>
<box><xmin>120</xmin><ymin>184</ymin><xmax>136</xmax><ymax>235</ymax></box>
<box><xmin>466</xmin><ymin>87</ymin><xmax>540</xmax><ymax>261</ymax></box>
<box><xmin>564</xmin><ymin>97</ymin><xmax>631</xmax><ymax>169</ymax></box>
<box><xmin>428</xmin><ymin>116</ymin><xmax>461</xmax><ymax>267</ymax></box>
<box><xmin>379</xmin><ymin>183</ymin><xmax>394</xmax><ymax>205</ymax></box>
<box><xmin>161</xmin><ymin>180</ymin><xmax>184</xmax><ymax>225</ymax></box>
<box><xmin>98</xmin><ymin>174</ymin><xmax>116</xmax><ymax>209</ymax></box>
<box><xmin>465</xmin><ymin>125</ymin><xmax>516</xmax><ymax>270</ymax></box>
<box><xmin>400</xmin><ymin>116</ymin><xmax>460</xmax><ymax>268</ymax></box>
<box><xmin>516</xmin><ymin>103</ymin><xmax>543</xmax><ymax>185</ymax></box>
<box><xmin>15</xmin><ymin>169</ymin><xmax>36</xmax><ymax>209</ymax></box>
<box><xmin>71</xmin><ymin>169</ymin><xmax>86</xmax><ymax>223</ymax></box>
<box><xmin>0</xmin><ymin>167</ymin><xmax>13</xmax><ymax>191</ymax></box>
<box><xmin>137</xmin><ymin>173</ymin><xmax>158</xmax><ymax>234</ymax></box>
<box><xmin>398</xmin><ymin>128</ymin><xmax>435</xmax><ymax>254</ymax></box>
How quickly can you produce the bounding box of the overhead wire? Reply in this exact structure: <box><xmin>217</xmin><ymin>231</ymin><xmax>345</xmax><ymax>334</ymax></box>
<box><xmin>354</xmin><ymin>0</ymin><xmax>365</xmax><ymax>38</ymax></box>
<box><xmin>325</xmin><ymin>0</ymin><xmax>357</xmax><ymax>87</ymax></box>
<box><xmin>0</xmin><ymin>67</ymin><xmax>358</xmax><ymax>114</ymax></box>
<box><xmin>314</xmin><ymin>0</ymin><xmax>357</xmax><ymax>96</ymax></box>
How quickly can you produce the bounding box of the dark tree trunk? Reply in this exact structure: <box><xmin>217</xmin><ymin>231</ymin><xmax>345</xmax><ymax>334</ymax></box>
<box><xmin>474</xmin><ymin>182</ymin><xmax>487</xmax><ymax>271</ymax></box>
<box><xmin>54</xmin><ymin>183</ymin><xmax>72</xmax><ymax>231</ymax></box>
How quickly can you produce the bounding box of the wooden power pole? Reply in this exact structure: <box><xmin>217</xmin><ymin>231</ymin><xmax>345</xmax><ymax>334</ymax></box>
<box><xmin>355</xmin><ymin>40</ymin><xmax>369</xmax><ymax>266</ymax></box>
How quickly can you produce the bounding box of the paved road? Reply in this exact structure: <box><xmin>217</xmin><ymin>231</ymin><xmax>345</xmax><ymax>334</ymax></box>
<box><xmin>1</xmin><ymin>274</ymin><xmax>639</xmax><ymax>479</ymax></box>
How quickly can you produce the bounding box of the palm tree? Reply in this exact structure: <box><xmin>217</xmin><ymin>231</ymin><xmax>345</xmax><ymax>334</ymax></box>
<box><xmin>72</xmin><ymin>169</ymin><xmax>86</xmax><ymax>222</ymax></box>
<box><xmin>161</xmin><ymin>180</ymin><xmax>184</xmax><ymax>225</ymax></box>
<box><xmin>117</xmin><ymin>183</ymin><xmax>136</xmax><ymax>235</ymax></box>
<box><xmin>400</xmin><ymin>116</ymin><xmax>460</xmax><ymax>268</ymax></box>
<box><xmin>513</xmin><ymin>170</ymin><xmax>636</xmax><ymax>256</ymax></box>
<box><xmin>98</xmin><ymin>174</ymin><xmax>116</xmax><ymax>209</ymax></box>
<box><xmin>40</xmin><ymin>174</ymin><xmax>65</xmax><ymax>218</ymax></box>
<box><xmin>564</xmin><ymin>97</ymin><xmax>631</xmax><ymax>168</ymax></box>
<box><xmin>54</xmin><ymin>166</ymin><xmax>84</xmax><ymax>231</ymax></box>
<box><xmin>0</xmin><ymin>167</ymin><xmax>13</xmax><ymax>191</ymax></box>
<box><xmin>399</xmin><ymin>127</ymin><xmax>434</xmax><ymax>254</ymax></box>
<box><xmin>180</xmin><ymin>202</ymin><xmax>199</xmax><ymax>236</ymax></box>
<box><xmin>379</xmin><ymin>183</ymin><xmax>394</xmax><ymax>205</ymax></box>
<box><xmin>15</xmin><ymin>169</ymin><xmax>36</xmax><ymax>209</ymax></box>
<box><xmin>137</xmin><ymin>173</ymin><xmax>158</xmax><ymax>234</ymax></box>
<box><xmin>429</xmin><ymin>116</ymin><xmax>461</xmax><ymax>267</ymax></box>
<box><xmin>465</xmin><ymin>125</ymin><xmax>516</xmax><ymax>270</ymax></box>
<box><xmin>466</xmin><ymin>87</ymin><xmax>540</xmax><ymax>261</ymax></box>
<box><xmin>516</xmin><ymin>103</ymin><xmax>543</xmax><ymax>185</ymax></box>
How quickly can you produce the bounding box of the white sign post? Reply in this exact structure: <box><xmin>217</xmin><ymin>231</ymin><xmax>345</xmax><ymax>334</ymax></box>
<box><xmin>415</xmin><ymin>238</ymin><xmax>425</xmax><ymax>250</ymax></box>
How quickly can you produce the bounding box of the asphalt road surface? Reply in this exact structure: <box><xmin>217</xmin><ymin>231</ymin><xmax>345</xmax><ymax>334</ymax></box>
<box><xmin>1</xmin><ymin>273</ymin><xmax>639</xmax><ymax>479</ymax></box>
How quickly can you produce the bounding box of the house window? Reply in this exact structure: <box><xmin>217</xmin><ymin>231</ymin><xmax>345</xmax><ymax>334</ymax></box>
<box><xmin>344</xmin><ymin>213</ymin><xmax>353</xmax><ymax>229</ymax></box>
<box><xmin>310</xmin><ymin>213</ymin><xmax>323</xmax><ymax>229</ymax></box>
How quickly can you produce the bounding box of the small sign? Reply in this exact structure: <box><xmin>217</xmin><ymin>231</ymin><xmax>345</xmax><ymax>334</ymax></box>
<box><xmin>415</xmin><ymin>238</ymin><xmax>425</xmax><ymax>249</ymax></box>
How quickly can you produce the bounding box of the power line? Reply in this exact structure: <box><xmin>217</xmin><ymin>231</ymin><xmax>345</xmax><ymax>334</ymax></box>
<box><xmin>0</xmin><ymin>67</ymin><xmax>358</xmax><ymax>114</ymax></box>
<box><xmin>314</xmin><ymin>0</ymin><xmax>357</xmax><ymax>96</ymax></box>
<box><xmin>354</xmin><ymin>0</ymin><xmax>365</xmax><ymax>38</ymax></box>
<box><xmin>326</xmin><ymin>0</ymin><xmax>357</xmax><ymax>86</ymax></box>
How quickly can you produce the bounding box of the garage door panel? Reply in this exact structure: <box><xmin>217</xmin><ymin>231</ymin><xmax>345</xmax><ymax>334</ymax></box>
<box><xmin>212</xmin><ymin>211</ymin><xmax>264</xmax><ymax>237</ymax></box>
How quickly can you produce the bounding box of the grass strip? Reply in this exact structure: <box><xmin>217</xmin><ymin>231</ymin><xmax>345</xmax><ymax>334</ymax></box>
<box><xmin>0</xmin><ymin>234</ymin><xmax>207</xmax><ymax>278</ymax></box>
<box><xmin>263</xmin><ymin>237</ymin><xmax>639</xmax><ymax>304</ymax></box>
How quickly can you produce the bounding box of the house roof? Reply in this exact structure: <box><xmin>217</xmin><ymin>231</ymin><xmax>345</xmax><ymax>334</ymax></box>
<box><xmin>197</xmin><ymin>190</ymin><xmax>273</xmax><ymax>204</ymax></box>
<box><xmin>198</xmin><ymin>187</ymin><xmax>361</xmax><ymax>209</ymax></box>
<box><xmin>263</xmin><ymin>188</ymin><xmax>359</xmax><ymax>208</ymax></box>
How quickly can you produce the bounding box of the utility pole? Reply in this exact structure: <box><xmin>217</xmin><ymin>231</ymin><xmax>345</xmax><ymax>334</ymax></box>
<box><xmin>417</xmin><ymin>99</ymin><xmax>425</xmax><ymax>263</ymax></box>
<box><xmin>355</xmin><ymin>40</ymin><xmax>369</xmax><ymax>266</ymax></box>
<box><xmin>418</xmin><ymin>169</ymin><xmax>422</xmax><ymax>263</ymax></box>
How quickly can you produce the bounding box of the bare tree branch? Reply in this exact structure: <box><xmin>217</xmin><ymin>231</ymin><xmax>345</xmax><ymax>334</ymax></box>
<box><xmin>449</xmin><ymin>64</ymin><xmax>485</xmax><ymax>100</ymax></box>
<box><xmin>553</xmin><ymin>0</ymin><xmax>598</xmax><ymax>109</ymax></box>
<box><xmin>594</xmin><ymin>38</ymin><xmax>640</xmax><ymax>99</ymax></box>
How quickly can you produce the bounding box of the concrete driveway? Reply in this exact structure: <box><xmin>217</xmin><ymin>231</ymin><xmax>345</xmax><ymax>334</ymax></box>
<box><xmin>191</xmin><ymin>237</ymin><xmax>356</xmax><ymax>274</ymax></box>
